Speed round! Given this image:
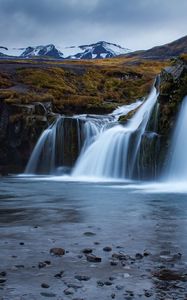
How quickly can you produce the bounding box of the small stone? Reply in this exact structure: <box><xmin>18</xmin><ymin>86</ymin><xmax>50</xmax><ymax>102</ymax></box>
<box><xmin>15</xmin><ymin>265</ymin><xmax>24</xmax><ymax>269</ymax></box>
<box><xmin>112</xmin><ymin>253</ymin><xmax>128</xmax><ymax>261</ymax></box>
<box><xmin>0</xmin><ymin>272</ymin><xmax>6</xmax><ymax>277</ymax></box>
<box><xmin>97</xmin><ymin>280</ymin><xmax>104</xmax><ymax>287</ymax></box>
<box><xmin>41</xmin><ymin>283</ymin><xmax>50</xmax><ymax>289</ymax></box>
<box><xmin>135</xmin><ymin>253</ymin><xmax>143</xmax><ymax>259</ymax></box>
<box><xmin>103</xmin><ymin>246</ymin><xmax>112</xmax><ymax>252</ymax></box>
<box><xmin>86</xmin><ymin>254</ymin><xmax>102</xmax><ymax>263</ymax></box>
<box><xmin>64</xmin><ymin>288</ymin><xmax>74</xmax><ymax>295</ymax></box>
<box><xmin>19</xmin><ymin>242</ymin><xmax>24</xmax><ymax>245</ymax></box>
<box><xmin>116</xmin><ymin>285</ymin><xmax>124</xmax><ymax>290</ymax></box>
<box><xmin>110</xmin><ymin>261</ymin><xmax>118</xmax><ymax>266</ymax></box>
<box><xmin>75</xmin><ymin>275</ymin><xmax>90</xmax><ymax>281</ymax></box>
<box><xmin>0</xmin><ymin>279</ymin><xmax>6</xmax><ymax>284</ymax></box>
<box><xmin>40</xmin><ymin>292</ymin><xmax>56</xmax><ymax>298</ymax></box>
<box><xmin>82</xmin><ymin>248</ymin><xmax>93</xmax><ymax>254</ymax></box>
<box><xmin>143</xmin><ymin>251</ymin><xmax>151</xmax><ymax>257</ymax></box>
<box><xmin>105</xmin><ymin>281</ymin><xmax>112</xmax><ymax>286</ymax></box>
<box><xmin>50</xmin><ymin>248</ymin><xmax>65</xmax><ymax>256</ymax></box>
<box><xmin>54</xmin><ymin>271</ymin><xmax>64</xmax><ymax>278</ymax></box>
<box><xmin>38</xmin><ymin>262</ymin><xmax>47</xmax><ymax>269</ymax></box>
<box><xmin>111</xmin><ymin>293</ymin><xmax>116</xmax><ymax>299</ymax></box>
<box><xmin>84</xmin><ymin>232</ymin><xmax>96</xmax><ymax>236</ymax></box>
<box><xmin>144</xmin><ymin>291</ymin><xmax>153</xmax><ymax>297</ymax></box>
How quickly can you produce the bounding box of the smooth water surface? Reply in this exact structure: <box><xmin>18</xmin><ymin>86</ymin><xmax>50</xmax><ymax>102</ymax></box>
<box><xmin>0</xmin><ymin>177</ymin><xmax>187</xmax><ymax>299</ymax></box>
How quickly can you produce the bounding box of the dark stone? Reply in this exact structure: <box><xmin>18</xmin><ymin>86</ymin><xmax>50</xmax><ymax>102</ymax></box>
<box><xmin>84</xmin><ymin>232</ymin><xmax>96</xmax><ymax>236</ymax></box>
<box><xmin>75</xmin><ymin>275</ymin><xmax>90</xmax><ymax>281</ymax></box>
<box><xmin>112</xmin><ymin>253</ymin><xmax>129</xmax><ymax>261</ymax></box>
<box><xmin>0</xmin><ymin>279</ymin><xmax>6</xmax><ymax>284</ymax></box>
<box><xmin>86</xmin><ymin>254</ymin><xmax>102</xmax><ymax>263</ymax></box>
<box><xmin>82</xmin><ymin>248</ymin><xmax>93</xmax><ymax>254</ymax></box>
<box><xmin>135</xmin><ymin>253</ymin><xmax>143</xmax><ymax>259</ymax></box>
<box><xmin>41</xmin><ymin>283</ymin><xmax>50</xmax><ymax>289</ymax></box>
<box><xmin>103</xmin><ymin>246</ymin><xmax>112</xmax><ymax>252</ymax></box>
<box><xmin>97</xmin><ymin>281</ymin><xmax>104</xmax><ymax>287</ymax></box>
<box><xmin>110</xmin><ymin>261</ymin><xmax>118</xmax><ymax>266</ymax></box>
<box><xmin>64</xmin><ymin>288</ymin><xmax>74</xmax><ymax>295</ymax></box>
<box><xmin>154</xmin><ymin>269</ymin><xmax>187</xmax><ymax>281</ymax></box>
<box><xmin>50</xmin><ymin>247</ymin><xmax>65</xmax><ymax>256</ymax></box>
<box><xmin>19</xmin><ymin>242</ymin><xmax>24</xmax><ymax>245</ymax></box>
<box><xmin>0</xmin><ymin>272</ymin><xmax>6</xmax><ymax>277</ymax></box>
<box><xmin>54</xmin><ymin>271</ymin><xmax>64</xmax><ymax>278</ymax></box>
<box><xmin>105</xmin><ymin>281</ymin><xmax>112</xmax><ymax>286</ymax></box>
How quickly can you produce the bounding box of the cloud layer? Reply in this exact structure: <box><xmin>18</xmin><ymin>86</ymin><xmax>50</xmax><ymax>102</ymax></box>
<box><xmin>0</xmin><ymin>0</ymin><xmax>186</xmax><ymax>49</ymax></box>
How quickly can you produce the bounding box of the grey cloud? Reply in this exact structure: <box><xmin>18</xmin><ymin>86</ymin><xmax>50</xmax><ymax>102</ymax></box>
<box><xmin>0</xmin><ymin>0</ymin><xmax>186</xmax><ymax>49</ymax></box>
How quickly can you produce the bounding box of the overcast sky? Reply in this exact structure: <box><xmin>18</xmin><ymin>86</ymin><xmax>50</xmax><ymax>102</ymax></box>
<box><xmin>0</xmin><ymin>0</ymin><xmax>186</xmax><ymax>50</ymax></box>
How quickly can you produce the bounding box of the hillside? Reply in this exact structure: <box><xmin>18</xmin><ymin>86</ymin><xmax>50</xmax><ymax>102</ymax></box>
<box><xmin>139</xmin><ymin>35</ymin><xmax>187</xmax><ymax>59</ymax></box>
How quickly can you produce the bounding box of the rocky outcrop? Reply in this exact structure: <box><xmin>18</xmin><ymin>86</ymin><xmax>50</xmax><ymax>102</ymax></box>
<box><xmin>0</xmin><ymin>100</ymin><xmax>56</xmax><ymax>174</ymax></box>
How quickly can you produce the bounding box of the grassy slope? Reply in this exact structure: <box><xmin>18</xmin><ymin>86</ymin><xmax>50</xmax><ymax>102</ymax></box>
<box><xmin>0</xmin><ymin>57</ymin><xmax>169</xmax><ymax>114</ymax></box>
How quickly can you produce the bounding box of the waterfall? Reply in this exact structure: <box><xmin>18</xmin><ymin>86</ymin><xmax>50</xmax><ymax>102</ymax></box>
<box><xmin>25</xmin><ymin>100</ymin><xmax>142</xmax><ymax>175</ymax></box>
<box><xmin>165</xmin><ymin>96</ymin><xmax>187</xmax><ymax>181</ymax></box>
<box><xmin>72</xmin><ymin>87</ymin><xmax>158</xmax><ymax>179</ymax></box>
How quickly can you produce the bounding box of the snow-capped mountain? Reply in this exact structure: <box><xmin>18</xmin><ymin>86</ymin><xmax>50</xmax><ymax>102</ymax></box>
<box><xmin>0</xmin><ymin>41</ymin><xmax>131</xmax><ymax>60</ymax></box>
<box><xmin>63</xmin><ymin>41</ymin><xmax>131</xmax><ymax>59</ymax></box>
<box><xmin>20</xmin><ymin>44</ymin><xmax>64</xmax><ymax>59</ymax></box>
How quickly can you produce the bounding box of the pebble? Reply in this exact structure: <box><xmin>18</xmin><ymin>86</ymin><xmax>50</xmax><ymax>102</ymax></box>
<box><xmin>135</xmin><ymin>253</ymin><xmax>143</xmax><ymax>259</ymax></box>
<box><xmin>84</xmin><ymin>232</ymin><xmax>96</xmax><ymax>236</ymax></box>
<box><xmin>82</xmin><ymin>248</ymin><xmax>93</xmax><ymax>254</ymax></box>
<box><xmin>0</xmin><ymin>279</ymin><xmax>6</xmax><ymax>284</ymax></box>
<box><xmin>86</xmin><ymin>254</ymin><xmax>102</xmax><ymax>262</ymax></box>
<box><xmin>50</xmin><ymin>247</ymin><xmax>65</xmax><ymax>256</ymax></box>
<box><xmin>54</xmin><ymin>271</ymin><xmax>64</xmax><ymax>278</ymax></box>
<box><xmin>110</xmin><ymin>261</ymin><xmax>118</xmax><ymax>266</ymax></box>
<box><xmin>97</xmin><ymin>280</ymin><xmax>104</xmax><ymax>286</ymax></box>
<box><xmin>40</xmin><ymin>292</ymin><xmax>56</xmax><ymax>297</ymax></box>
<box><xmin>64</xmin><ymin>288</ymin><xmax>74</xmax><ymax>295</ymax></box>
<box><xmin>75</xmin><ymin>275</ymin><xmax>90</xmax><ymax>281</ymax></box>
<box><xmin>41</xmin><ymin>283</ymin><xmax>50</xmax><ymax>289</ymax></box>
<box><xmin>103</xmin><ymin>246</ymin><xmax>112</xmax><ymax>252</ymax></box>
<box><xmin>0</xmin><ymin>272</ymin><xmax>6</xmax><ymax>277</ymax></box>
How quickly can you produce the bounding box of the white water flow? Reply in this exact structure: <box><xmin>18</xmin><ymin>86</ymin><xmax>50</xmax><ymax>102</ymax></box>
<box><xmin>166</xmin><ymin>96</ymin><xmax>187</xmax><ymax>181</ymax></box>
<box><xmin>25</xmin><ymin>100</ymin><xmax>142</xmax><ymax>175</ymax></box>
<box><xmin>72</xmin><ymin>87</ymin><xmax>158</xmax><ymax>179</ymax></box>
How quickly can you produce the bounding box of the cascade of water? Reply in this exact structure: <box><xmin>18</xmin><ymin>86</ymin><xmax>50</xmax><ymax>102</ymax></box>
<box><xmin>165</xmin><ymin>96</ymin><xmax>187</xmax><ymax>181</ymax></box>
<box><xmin>72</xmin><ymin>87</ymin><xmax>158</xmax><ymax>179</ymax></box>
<box><xmin>25</xmin><ymin>99</ymin><xmax>142</xmax><ymax>175</ymax></box>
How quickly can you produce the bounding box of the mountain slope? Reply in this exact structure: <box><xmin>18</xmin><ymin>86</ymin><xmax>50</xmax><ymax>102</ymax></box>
<box><xmin>140</xmin><ymin>35</ymin><xmax>187</xmax><ymax>59</ymax></box>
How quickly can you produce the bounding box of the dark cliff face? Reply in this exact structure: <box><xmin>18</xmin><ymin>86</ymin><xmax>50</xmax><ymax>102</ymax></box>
<box><xmin>0</xmin><ymin>101</ymin><xmax>55</xmax><ymax>175</ymax></box>
<box><xmin>157</xmin><ymin>56</ymin><xmax>187</xmax><ymax>171</ymax></box>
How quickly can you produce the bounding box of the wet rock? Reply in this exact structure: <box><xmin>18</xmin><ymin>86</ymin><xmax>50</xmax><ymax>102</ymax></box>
<box><xmin>116</xmin><ymin>285</ymin><xmax>124</xmax><ymax>290</ymax></box>
<box><xmin>67</xmin><ymin>283</ymin><xmax>83</xmax><ymax>289</ymax></box>
<box><xmin>86</xmin><ymin>254</ymin><xmax>102</xmax><ymax>263</ymax></box>
<box><xmin>0</xmin><ymin>272</ymin><xmax>6</xmax><ymax>277</ymax></box>
<box><xmin>97</xmin><ymin>280</ymin><xmax>104</xmax><ymax>287</ymax></box>
<box><xmin>111</xmin><ymin>293</ymin><xmax>116</xmax><ymax>299</ymax></box>
<box><xmin>40</xmin><ymin>292</ymin><xmax>56</xmax><ymax>297</ymax></box>
<box><xmin>135</xmin><ymin>253</ymin><xmax>143</xmax><ymax>260</ymax></box>
<box><xmin>143</xmin><ymin>250</ymin><xmax>151</xmax><ymax>257</ymax></box>
<box><xmin>15</xmin><ymin>265</ymin><xmax>24</xmax><ymax>269</ymax></box>
<box><xmin>112</xmin><ymin>253</ymin><xmax>129</xmax><ymax>261</ymax></box>
<box><xmin>50</xmin><ymin>247</ymin><xmax>65</xmax><ymax>256</ymax></box>
<box><xmin>0</xmin><ymin>279</ymin><xmax>6</xmax><ymax>284</ymax></box>
<box><xmin>54</xmin><ymin>271</ymin><xmax>64</xmax><ymax>278</ymax></box>
<box><xmin>19</xmin><ymin>242</ymin><xmax>24</xmax><ymax>245</ymax></box>
<box><xmin>64</xmin><ymin>288</ymin><xmax>74</xmax><ymax>295</ymax></box>
<box><xmin>82</xmin><ymin>248</ymin><xmax>93</xmax><ymax>254</ymax></box>
<box><xmin>110</xmin><ymin>261</ymin><xmax>118</xmax><ymax>266</ymax></box>
<box><xmin>144</xmin><ymin>290</ymin><xmax>153</xmax><ymax>297</ymax></box>
<box><xmin>75</xmin><ymin>275</ymin><xmax>90</xmax><ymax>281</ymax></box>
<box><xmin>154</xmin><ymin>269</ymin><xmax>187</xmax><ymax>281</ymax></box>
<box><xmin>84</xmin><ymin>231</ymin><xmax>96</xmax><ymax>236</ymax></box>
<box><xmin>105</xmin><ymin>281</ymin><xmax>112</xmax><ymax>286</ymax></box>
<box><xmin>41</xmin><ymin>283</ymin><xmax>50</xmax><ymax>289</ymax></box>
<box><xmin>103</xmin><ymin>246</ymin><xmax>112</xmax><ymax>252</ymax></box>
